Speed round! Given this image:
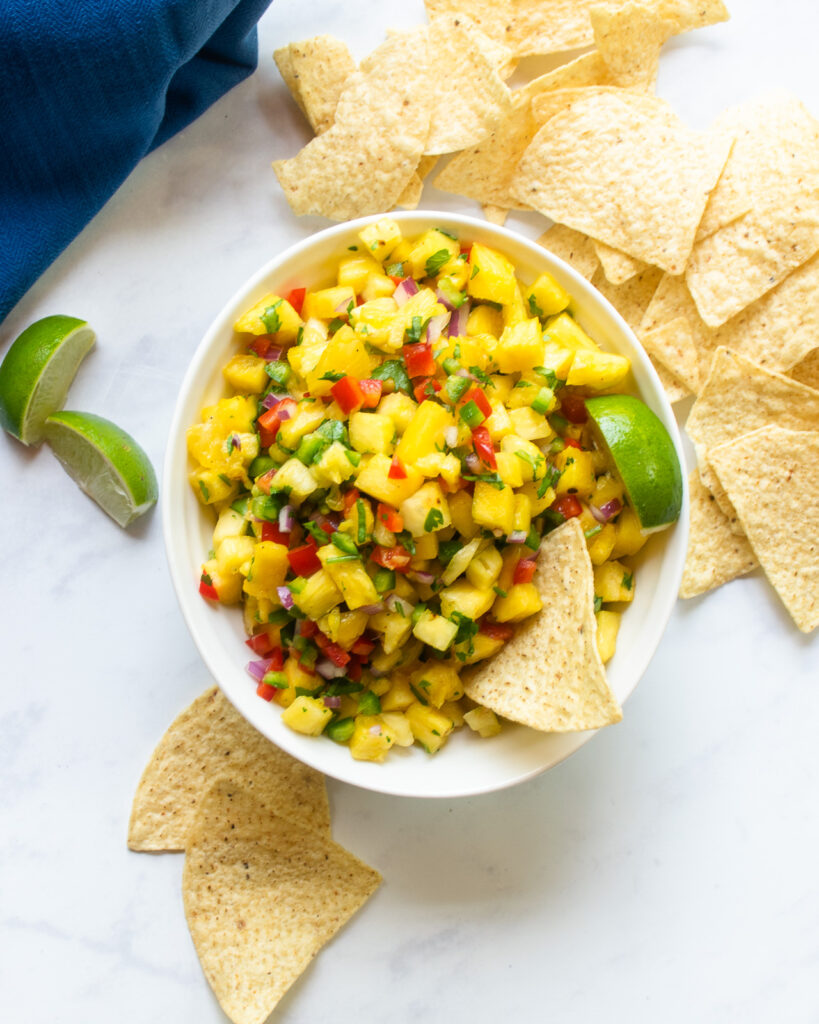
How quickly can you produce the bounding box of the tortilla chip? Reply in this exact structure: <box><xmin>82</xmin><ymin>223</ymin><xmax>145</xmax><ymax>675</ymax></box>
<box><xmin>511</xmin><ymin>91</ymin><xmax>732</xmax><ymax>274</ymax></box>
<box><xmin>524</xmin><ymin>49</ymin><xmax>629</xmax><ymax>90</ymax></box>
<box><xmin>641</xmin><ymin>316</ymin><xmax>701</xmax><ymax>394</ymax></box>
<box><xmin>679</xmin><ymin>471</ymin><xmax>757</xmax><ymax>599</ymax></box>
<box><xmin>790</xmin><ymin>348</ymin><xmax>819</xmax><ymax>391</ymax></box>
<box><xmin>709</xmin><ymin>427</ymin><xmax>819</xmax><ymax>632</ymax></box>
<box><xmin>594</xmin><ymin>241</ymin><xmax>649</xmax><ymax>284</ymax></box>
<box><xmin>641</xmin><ymin>254</ymin><xmax>819</xmax><ymax>377</ymax></box>
<box><xmin>463</xmin><ymin>518</ymin><xmax>621</xmax><ymax>732</ymax></box>
<box><xmin>698</xmin><ymin>91</ymin><xmax>819</xmax><ymax>240</ymax></box>
<box><xmin>591</xmin><ymin>264</ymin><xmax>664</xmax><ymax>331</ymax></box>
<box><xmin>127</xmin><ymin>687</ymin><xmax>330</xmax><ymax>851</ymax></box>
<box><xmin>536</xmin><ymin>224</ymin><xmax>600</xmax><ymax>281</ymax></box>
<box><xmin>650</xmin><ymin>356</ymin><xmax>691</xmax><ymax>403</ymax></box>
<box><xmin>273</xmin><ymin>28</ymin><xmax>432</xmax><ymax>220</ymax></box>
<box><xmin>394</xmin><ymin>155</ymin><xmax>439</xmax><ymax>210</ymax></box>
<box><xmin>482</xmin><ymin>204</ymin><xmax>508</xmax><ymax>225</ymax></box>
<box><xmin>590</xmin><ymin>0</ymin><xmax>729</xmax><ymax>90</ymax></box>
<box><xmin>424</xmin><ymin>15</ymin><xmax>513</xmax><ymax>155</ymax></box>
<box><xmin>685</xmin><ymin>186</ymin><xmax>819</xmax><ymax>327</ymax></box>
<box><xmin>273</xmin><ymin>36</ymin><xmax>356</xmax><ymax>136</ymax></box>
<box><xmin>183</xmin><ymin>779</ymin><xmax>380</xmax><ymax>1024</ymax></box>
<box><xmin>685</xmin><ymin>347</ymin><xmax>819</xmax><ymax>524</ymax></box>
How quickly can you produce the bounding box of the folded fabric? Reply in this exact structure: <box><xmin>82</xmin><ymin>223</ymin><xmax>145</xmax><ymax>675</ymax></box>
<box><xmin>0</xmin><ymin>0</ymin><xmax>273</xmax><ymax>325</ymax></box>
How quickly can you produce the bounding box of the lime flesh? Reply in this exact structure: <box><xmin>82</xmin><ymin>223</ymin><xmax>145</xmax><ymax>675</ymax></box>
<box><xmin>585</xmin><ymin>394</ymin><xmax>683</xmax><ymax>530</ymax></box>
<box><xmin>44</xmin><ymin>411</ymin><xmax>158</xmax><ymax>527</ymax></box>
<box><xmin>0</xmin><ymin>316</ymin><xmax>96</xmax><ymax>444</ymax></box>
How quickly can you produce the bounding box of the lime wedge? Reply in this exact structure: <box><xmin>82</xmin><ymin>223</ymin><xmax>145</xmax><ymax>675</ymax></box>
<box><xmin>44</xmin><ymin>411</ymin><xmax>158</xmax><ymax>527</ymax></box>
<box><xmin>0</xmin><ymin>316</ymin><xmax>96</xmax><ymax>444</ymax></box>
<box><xmin>585</xmin><ymin>394</ymin><xmax>683</xmax><ymax>530</ymax></box>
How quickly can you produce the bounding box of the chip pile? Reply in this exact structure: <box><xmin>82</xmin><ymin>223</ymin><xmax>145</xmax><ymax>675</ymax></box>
<box><xmin>271</xmin><ymin>0</ymin><xmax>818</xmax><ymax>633</ymax></box>
<box><xmin>129</xmin><ymin>688</ymin><xmax>380</xmax><ymax>1024</ymax></box>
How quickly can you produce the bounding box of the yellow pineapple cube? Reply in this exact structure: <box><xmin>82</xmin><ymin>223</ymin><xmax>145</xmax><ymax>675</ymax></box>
<box><xmin>318</xmin><ymin>549</ymin><xmax>380</xmax><ymax>610</ymax></box>
<box><xmin>545</xmin><ymin>312</ymin><xmax>598</xmax><ymax>351</ymax></box>
<box><xmin>406</xmin><ymin>228</ymin><xmax>459</xmax><ymax>278</ymax></box>
<box><xmin>222</xmin><ymin>353</ymin><xmax>268</xmax><ymax>394</ymax></box>
<box><xmin>412</xmin><ymin>611</ymin><xmax>458</xmax><ymax>651</ymax></box>
<box><xmin>313</xmin><ymin>441</ymin><xmax>357</xmax><ymax>486</ymax></box>
<box><xmin>306</xmin><ymin>330</ymin><xmax>377</xmax><ymax>396</ymax></box>
<box><xmin>370</xmin><ymin>609</ymin><xmax>413</xmax><ymax>655</ymax></box>
<box><xmin>242</xmin><ymin>541</ymin><xmax>289</xmax><ymax>599</ymax></box>
<box><xmin>302</xmin><ymin>286</ymin><xmax>356</xmax><ymax>322</ymax></box>
<box><xmin>464</xmin><ymin>706</ymin><xmax>502</xmax><ymax>737</ymax></box>
<box><xmin>361</xmin><ymin>273</ymin><xmax>396</xmax><ymax>302</ymax></box>
<box><xmin>519</xmin><ymin>481</ymin><xmax>555</xmax><ymax>516</ymax></box>
<box><xmin>512</xmin><ymin>493</ymin><xmax>531</xmax><ymax>534</ymax></box>
<box><xmin>399</xmin><ymin>481</ymin><xmax>451</xmax><ymax>537</ymax></box>
<box><xmin>502</xmin><ymin>281</ymin><xmax>528</xmax><ymax>327</ymax></box>
<box><xmin>377</xmin><ymin>391</ymin><xmax>416</xmax><ymax>434</ymax></box>
<box><xmin>385</xmin><ymin>288</ymin><xmax>445</xmax><ymax>353</ymax></box>
<box><xmin>566</xmin><ymin>348</ymin><xmax>631</xmax><ymax>390</ymax></box>
<box><xmin>495</xmin><ymin>319</ymin><xmax>543</xmax><ymax>373</ymax></box>
<box><xmin>595</xmin><ymin>609</ymin><xmax>621</xmax><ymax>663</ymax></box>
<box><xmin>355</xmin><ymin>453</ymin><xmax>423</xmax><ymax>505</ymax></box>
<box><xmin>201</xmin><ymin>557</ymin><xmax>243</xmax><ymax>605</ymax></box>
<box><xmin>281</xmin><ymin>695</ymin><xmax>332</xmax><ymax>736</ymax></box>
<box><xmin>410</xmin><ymin>663</ymin><xmax>463</xmax><ymax>708</ymax></box>
<box><xmin>350</xmin><ymin>297</ymin><xmax>397</xmax><ymax>349</ymax></box>
<box><xmin>349</xmin><ymin>412</ymin><xmax>395</xmax><ymax>455</ymax></box>
<box><xmin>467</xmin><ymin>243</ymin><xmax>518</xmax><ymax>305</ymax></box>
<box><xmin>587</xmin><ymin>523</ymin><xmax>617</xmax><ymax>565</ymax></box>
<box><xmin>265</xmin><ymin>458</ymin><xmax>318</xmax><ymax>504</ymax></box>
<box><xmin>233</xmin><ymin>294</ymin><xmax>302</xmax><ymax>342</ymax></box>
<box><xmin>593</xmin><ymin>560</ymin><xmax>635</xmax><ymax>603</ymax></box>
<box><xmin>189</xmin><ymin>468</ymin><xmax>237</xmax><ymax>506</ymax></box>
<box><xmin>554</xmin><ymin>447</ymin><xmax>596</xmax><ymax>498</ymax></box>
<box><xmin>287</xmin><ymin>341</ymin><xmax>325</xmax><ymax>380</ymax></box>
<box><xmin>540</xmin><ymin>341</ymin><xmax>576</xmax><ymax>380</ymax></box>
<box><xmin>472</xmin><ymin>480</ymin><xmax>515</xmax><ymax>534</ymax></box>
<box><xmin>317</xmin><ymin>608</ymin><xmax>369</xmax><ymax>648</ymax></box>
<box><xmin>484</xmin><ymin>401</ymin><xmax>514</xmax><ymax>442</ymax></box>
<box><xmin>338</xmin><ymin>254</ymin><xmax>382</xmax><ymax>292</ymax></box>
<box><xmin>216</xmin><ymin>535</ymin><xmax>256</xmax><ymax>577</ymax></box>
<box><xmin>212</xmin><ymin>506</ymin><xmax>247</xmax><ymax>548</ymax></box>
<box><xmin>492</xmin><ymin>583</ymin><xmax>543</xmax><ymax>622</ymax></box>
<box><xmin>457</xmin><ymin>631</ymin><xmax>504</xmax><ymax>664</ymax></box>
<box><xmin>610</xmin><ymin>507</ymin><xmax>648</xmax><ymax>558</ymax></box>
<box><xmin>277</xmin><ymin>403</ymin><xmax>326</xmax><ymax>449</ymax></box>
<box><xmin>380</xmin><ymin>673</ymin><xmax>415</xmax><ymax>712</ymax></box>
<box><xmin>349</xmin><ymin>715</ymin><xmax>395</xmax><ymax>761</ymax></box>
<box><xmin>358</xmin><ymin>217</ymin><xmax>402</xmax><ymax>260</ymax></box>
<box><xmin>379</xmin><ymin>711</ymin><xmax>414</xmax><ymax>746</ymax></box>
<box><xmin>449</xmin><ymin>489</ymin><xmax>480</xmax><ymax>539</ymax></box>
<box><xmin>525</xmin><ymin>272</ymin><xmax>571</xmax><ymax>318</ymax></box>
<box><xmin>496</xmin><ymin>451</ymin><xmax>524</xmax><ymax>488</ymax></box>
<box><xmin>439</xmin><ymin>579</ymin><xmax>496</xmax><ymax>621</ymax></box>
<box><xmin>395</xmin><ymin>400</ymin><xmax>452</xmax><ymax>464</ymax></box>
<box><xmin>509</xmin><ymin>406</ymin><xmax>554</xmax><ymax>441</ymax></box>
<box><xmin>292</xmin><ymin>568</ymin><xmax>344</xmax><ymax>619</ymax></box>
<box><xmin>465</xmin><ymin>545</ymin><xmax>503</xmax><ymax>590</ymax></box>
<box><xmin>466</xmin><ymin>304</ymin><xmax>503</xmax><ymax>337</ymax></box>
<box><xmin>405</xmin><ymin>702</ymin><xmax>453</xmax><ymax>753</ymax></box>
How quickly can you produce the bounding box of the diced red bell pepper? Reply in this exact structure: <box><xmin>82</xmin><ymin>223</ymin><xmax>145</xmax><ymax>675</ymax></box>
<box><xmin>359</xmin><ymin>378</ymin><xmax>383</xmax><ymax>408</ymax></box>
<box><xmin>389</xmin><ymin>455</ymin><xmax>407</xmax><ymax>479</ymax></box>
<box><xmin>249</xmin><ymin>337</ymin><xmax>273</xmax><ymax>359</ymax></box>
<box><xmin>342</xmin><ymin>487</ymin><xmax>361</xmax><ymax>513</ymax></box>
<box><xmin>377</xmin><ymin>503</ymin><xmax>403</xmax><ymax>533</ymax></box>
<box><xmin>389</xmin><ymin>274</ymin><xmax>404</xmax><ymax>286</ymax></box>
<box><xmin>403</xmin><ymin>341</ymin><xmax>435</xmax><ymax>378</ymax></box>
<box><xmin>257</xmin><ymin>397</ymin><xmax>297</xmax><ymax>446</ymax></box>
<box><xmin>471</xmin><ymin>425</ymin><xmax>497</xmax><ymax>470</ymax></box>
<box><xmin>316</xmin><ymin>514</ymin><xmax>338</xmax><ymax>535</ymax></box>
<box><xmin>199</xmin><ymin>574</ymin><xmax>219</xmax><ymax>601</ymax></box>
<box><xmin>563</xmin><ymin>437</ymin><xmax>583</xmax><ymax>450</ymax></box>
<box><xmin>287</xmin><ymin>540</ymin><xmax>322</xmax><ymax>576</ymax></box>
<box><xmin>371</xmin><ymin>544</ymin><xmax>412</xmax><ymax>571</ymax></box>
<box><xmin>331</xmin><ymin>375</ymin><xmax>366</xmax><ymax>414</ymax></box>
<box><xmin>256</xmin><ymin>681</ymin><xmax>277</xmax><ymax>701</ymax></box>
<box><xmin>299</xmin><ymin>619</ymin><xmax>318</xmax><ymax>638</ymax></box>
<box><xmin>560</xmin><ymin>392</ymin><xmax>588</xmax><ymax>424</ymax></box>
<box><xmin>346</xmin><ymin>658</ymin><xmax>363</xmax><ymax>681</ymax></box>
<box><xmin>550</xmin><ymin>494</ymin><xmax>583</xmax><ymax>519</ymax></box>
<box><xmin>351</xmin><ymin>636</ymin><xmax>376</xmax><ymax>657</ymax></box>
<box><xmin>513</xmin><ymin>558</ymin><xmax>537</xmax><ymax>585</ymax></box>
<box><xmin>246</xmin><ymin>632</ymin><xmax>274</xmax><ymax>656</ymax></box>
<box><xmin>323</xmin><ymin>642</ymin><xmax>351</xmax><ymax>667</ymax></box>
<box><xmin>464</xmin><ymin>386</ymin><xmax>492</xmax><ymax>420</ymax></box>
<box><xmin>287</xmin><ymin>287</ymin><xmax>306</xmax><ymax>316</ymax></box>
<box><xmin>413</xmin><ymin>377</ymin><xmax>442</xmax><ymax>403</ymax></box>
<box><xmin>479</xmin><ymin>620</ymin><xmax>515</xmax><ymax>641</ymax></box>
<box><xmin>261</xmin><ymin>521</ymin><xmax>290</xmax><ymax>545</ymax></box>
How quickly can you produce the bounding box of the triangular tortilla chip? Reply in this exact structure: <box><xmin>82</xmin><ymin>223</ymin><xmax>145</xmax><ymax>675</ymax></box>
<box><xmin>537</xmin><ymin>224</ymin><xmax>600</xmax><ymax>281</ymax></box>
<box><xmin>594</xmin><ymin>240</ymin><xmax>649</xmax><ymax>284</ymax></box>
<box><xmin>709</xmin><ymin>427</ymin><xmax>819</xmax><ymax>632</ymax></box>
<box><xmin>511</xmin><ymin>91</ymin><xmax>732</xmax><ymax>274</ymax></box>
<box><xmin>641</xmin><ymin>316</ymin><xmax>701</xmax><ymax>394</ymax></box>
<box><xmin>183</xmin><ymin>780</ymin><xmax>380</xmax><ymax>1024</ymax></box>
<box><xmin>679</xmin><ymin>471</ymin><xmax>757</xmax><ymax>599</ymax></box>
<box><xmin>463</xmin><ymin>518</ymin><xmax>621</xmax><ymax>732</ymax></box>
<box><xmin>650</xmin><ymin>352</ymin><xmax>691</xmax><ymax>404</ymax></box>
<box><xmin>591</xmin><ymin>265</ymin><xmax>664</xmax><ymax>330</ymax></box>
<box><xmin>790</xmin><ymin>348</ymin><xmax>819</xmax><ymax>391</ymax></box>
<box><xmin>128</xmin><ymin>687</ymin><xmax>330</xmax><ymax>851</ymax></box>
<box><xmin>273</xmin><ymin>36</ymin><xmax>356</xmax><ymax>135</ymax></box>
<box><xmin>273</xmin><ymin>28</ymin><xmax>432</xmax><ymax>220</ymax></box>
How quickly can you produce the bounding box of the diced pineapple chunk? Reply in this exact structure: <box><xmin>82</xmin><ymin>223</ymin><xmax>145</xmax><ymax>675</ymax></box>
<box><xmin>313</xmin><ymin>441</ymin><xmax>357</xmax><ymax>485</ymax></box>
<box><xmin>222</xmin><ymin>353</ymin><xmax>269</xmax><ymax>394</ymax></box>
<box><xmin>544</xmin><ymin>312</ymin><xmax>598</xmax><ymax>351</ymax></box>
<box><xmin>350</xmin><ymin>297</ymin><xmax>397</xmax><ymax>348</ymax></box>
<box><xmin>509</xmin><ymin>406</ymin><xmax>554</xmax><ymax>441</ymax></box>
<box><xmin>415</xmin><ymin>452</ymin><xmax>461</xmax><ymax>486</ymax></box>
<box><xmin>377</xmin><ymin>391</ymin><xmax>416</xmax><ymax>434</ymax></box>
<box><xmin>406</xmin><ymin>228</ymin><xmax>459</xmax><ymax>278</ymax></box>
<box><xmin>277</xmin><ymin>403</ymin><xmax>326</xmax><ymax>449</ymax></box>
<box><xmin>525</xmin><ymin>272</ymin><xmax>571</xmax><ymax>318</ymax></box>
<box><xmin>201</xmin><ymin>557</ymin><xmax>243</xmax><ymax>605</ymax></box>
<box><xmin>281</xmin><ymin>696</ymin><xmax>332</xmax><ymax>736</ymax></box>
<box><xmin>519</xmin><ymin>480</ymin><xmax>555</xmax><ymax>516</ymax></box>
<box><xmin>216</xmin><ymin>535</ymin><xmax>256</xmax><ymax>576</ymax></box>
<box><xmin>448</xmin><ymin>489</ymin><xmax>480</xmax><ymax>539</ymax></box>
<box><xmin>379</xmin><ymin>711</ymin><xmax>414</xmax><ymax>746</ymax></box>
<box><xmin>307</xmin><ymin>330</ymin><xmax>377</xmax><ymax>395</ymax></box>
<box><xmin>465</xmin><ymin>545</ymin><xmax>503</xmax><ymax>590</ymax></box>
<box><xmin>380</xmin><ymin>673</ymin><xmax>415</xmax><ymax>711</ymax></box>
<box><xmin>385</xmin><ymin>288</ymin><xmax>445</xmax><ymax>353</ymax></box>
<box><xmin>566</xmin><ymin>348</ymin><xmax>630</xmax><ymax>390</ymax></box>
<box><xmin>338</xmin><ymin>254</ymin><xmax>382</xmax><ymax>292</ymax></box>
<box><xmin>233</xmin><ymin>294</ymin><xmax>303</xmax><ymax>342</ymax></box>
<box><xmin>190</xmin><ymin>468</ymin><xmax>237</xmax><ymax>505</ymax></box>
<box><xmin>595</xmin><ymin>609</ymin><xmax>621</xmax><ymax>663</ymax></box>
<box><xmin>349</xmin><ymin>412</ymin><xmax>395</xmax><ymax>454</ymax></box>
<box><xmin>484</xmin><ymin>401</ymin><xmax>514</xmax><ymax>442</ymax></box>
<box><xmin>317</xmin><ymin>608</ymin><xmax>369</xmax><ymax>648</ymax></box>
<box><xmin>492</xmin><ymin>583</ymin><xmax>543</xmax><ymax>622</ymax></box>
<box><xmin>464</xmin><ymin>706</ymin><xmax>502</xmax><ymax>737</ymax></box>
<box><xmin>495</xmin><ymin>319</ymin><xmax>543</xmax><ymax>373</ymax></box>
<box><xmin>467</xmin><ymin>243</ymin><xmax>518</xmax><ymax>306</ymax></box>
<box><xmin>466</xmin><ymin>304</ymin><xmax>503</xmax><ymax>337</ymax></box>
<box><xmin>292</xmin><ymin>568</ymin><xmax>344</xmax><ymax>619</ymax></box>
<box><xmin>318</xmin><ymin>549</ymin><xmax>380</xmax><ymax>610</ymax></box>
<box><xmin>472</xmin><ymin>480</ymin><xmax>515</xmax><ymax>534</ymax></box>
<box><xmin>356</xmin><ymin>453</ymin><xmax>423</xmax><ymax>505</ymax></box>
<box><xmin>502</xmin><ymin>281</ymin><xmax>528</xmax><ymax>327</ymax></box>
<box><xmin>439</xmin><ymin>579</ymin><xmax>495</xmax><ymax>621</ymax></box>
<box><xmin>412</xmin><ymin>611</ymin><xmax>458</xmax><ymax>651</ymax></box>
<box><xmin>242</xmin><ymin>541</ymin><xmax>289</xmax><ymax>599</ymax></box>
<box><xmin>610</xmin><ymin>506</ymin><xmax>648</xmax><ymax>558</ymax></box>
<box><xmin>457</xmin><ymin>631</ymin><xmax>504</xmax><ymax>664</ymax></box>
<box><xmin>554</xmin><ymin>446</ymin><xmax>596</xmax><ymax>498</ymax></box>
<box><xmin>212</xmin><ymin>507</ymin><xmax>247</xmax><ymax>548</ymax></box>
<box><xmin>302</xmin><ymin>286</ymin><xmax>356</xmax><ymax>322</ymax></box>
<box><xmin>405</xmin><ymin>702</ymin><xmax>453</xmax><ymax>753</ymax></box>
<box><xmin>358</xmin><ymin>217</ymin><xmax>402</xmax><ymax>261</ymax></box>
<box><xmin>593</xmin><ymin>560</ymin><xmax>635</xmax><ymax>603</ymax></box>
<box><xmin>410</xmin><ymin>663</ymin><xmax>463</xmax><ymax>708</ymax></box>
<box><xmin>399</xmin><ymin>481</ymin><xmax>451</xmax><ymax>537</ymax></box>
<box><xmin>361</xmin><ymin>273</ymin><xmax>396</xmax><ymax>302</ymax></box>
<box><xmin>349</xmin><ymin>715</ymin><xmax>395</xmax><ymax>761</ymax></box>
<box><xmin>264</xmin><ymin>458</ymin><xmax>318</xmax><ymax>504</ymax></box>
<box><xmin>394</xmin><ymin>399</ymin><xmax>452</xmax><ymax>464</ymax></box>
<box><xmin>587</xmin><ymin>523</ymin><xmax>617</xmax><ymax>565</ymax></box>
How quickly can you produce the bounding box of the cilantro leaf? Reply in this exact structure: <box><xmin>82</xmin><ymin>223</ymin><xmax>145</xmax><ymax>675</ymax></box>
<box><xmin>261</xmin><ymin>300</ymin><xmax>282</xmax><ymax>334</ymax></box>
<box><xmin>424</xmin><ymin>508</ymin><xmax>444</xmax><ymax>532</ymax></box>
<box><xmin>425</xmin><ymin>248</ymin><xmax>451</xmax><ymax>277</ymax></box>
<box><xmin>320</xmin><ymin>371</ymin><xmax>346</xmax><ymax>382</ymax></box>
<box><xmin>371</xmin><ymin>359</ymin><xmax>411</xmax><ymax>393</ymax></box>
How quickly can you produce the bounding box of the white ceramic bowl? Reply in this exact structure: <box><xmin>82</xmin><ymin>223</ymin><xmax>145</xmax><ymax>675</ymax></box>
<box><xmin>163</xmin><ymin>211</ymin><xmax>688</xmax><ymax>799</ymax></box>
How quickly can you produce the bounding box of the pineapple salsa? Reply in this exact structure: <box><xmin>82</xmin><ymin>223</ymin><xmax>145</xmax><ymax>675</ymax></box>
<box><xmin>187</xmin><ymin>219</ymin><xmax>650</xmax><ymax>763</ymax></box>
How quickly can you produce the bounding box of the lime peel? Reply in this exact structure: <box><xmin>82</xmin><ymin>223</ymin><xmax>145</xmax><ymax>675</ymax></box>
<box><xmin>0</xmin><ymin>316</ymin><xmax>95</xmax><ymax>444</ymax></box>
<box><xmin>44</xmin><ymin>411</ymin><xmax>158</xmax><ymax>528</ymax></box>
<box><xmin>584</xmin><ymin>394</ymin><xmax>683</xmax><ymax>531</ymax></box>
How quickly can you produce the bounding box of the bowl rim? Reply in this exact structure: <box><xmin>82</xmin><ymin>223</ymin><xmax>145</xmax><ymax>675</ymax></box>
<box><xmin>162</xmin><ymin>210</ymin><xmax>689</xmax><ymax>798</ymax></box>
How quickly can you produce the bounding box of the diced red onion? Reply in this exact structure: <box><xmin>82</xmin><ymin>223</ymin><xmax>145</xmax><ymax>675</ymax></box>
<box><xmin>261</xmin><ymin>392</ymin><xmax>287</xmax><ymax>410</ymax></box>
<box><xmin>278</xmin><ymin>405</ymin><xmax>293</xmax><ymax>421</ymax></box>
<box><xmin>426</xmin><ymin>313</ymin><xmax>450</xmax><ymax>344</ymax></box>
<box><xmin>385</xmin><ymin>593</ymin><xmax>413</xmax><ymax>617</ymax></box>
<box><xmin>246</xmin><ymin>658</ymin><xmax>271</xmax><ymax>683</ymax></box>
<box><xmin>278</xmin><ymin>505</ymin><xmax>296</xmax><ymax>533</ymax></box>
<box><xmin>444</xmin><ymin>425</ymin><xmax>459</xmax><ymax>449</ymax></box>
<box><xmin>323</xmin><ymin>695</ymin><xmax>342</xmax><ymax>709</ymax></box>
<box><xmin>369</xmin><ymin>724</ymin><xmax>382</xmax><ymax>736</ymax></box>
<box><xmin>230</xmin><ymin>432</ymin><xmax>241</xmax><ymax>451</ymax></box>
<box><xmin>335</xmin><ymin>296</ymin><xmax>353</xmax><ymax>313</ymax></box>
<box><xmin>507</xmin><ymin>530</ymin><xmax>528</xmax><ymax>544</ymax></box>
<box><xmin>393</xmin><ymin>277</ymin><xmax>419</xmax><ymax>307</ymax></box>
<box><xmin>410</xmin><ymin>570</ymin><xmax>435</xmax><ymax>585</ymax></box>
<box><xmin>465</xmin><ymin>452</ymin><xmax>481</xmax><ymax>474</ymax></box>
<box><xmin>277</xmin><ymin>586</ymin><xmax>294</xmax><ymax>610</ymax></box>
<box><xmin>590</xmin><ymin>499</ymin><xmax>621</xmax><ymax>524</ymax></box>
<box><xmin>264</xmin><ymin>347</ymin><xmax>283</xmax><ymax>362</ymax></box>
<box><xmin>449</xmin><ymin>300</ymin><xmax>471</xmax><ymax>337</ymax></box>
<box><xmin>316</xmin><ymin>657</ymin><xmax>347</xmax><ymax>679</ymax></box>
<box><xmin>357</xmin><ymin>603</ymin><xmax>384</xmax><ymax>615</ymax></box>
<box><xmin>436</xmin><ymin>286</ymin><xmax>456</xmax><ymax>312</ymax></box>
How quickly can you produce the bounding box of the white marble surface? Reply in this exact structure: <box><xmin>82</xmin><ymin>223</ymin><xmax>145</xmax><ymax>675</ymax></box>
<box><xmin>2</xmin><ymin>1</ymin><xmax>818</xmax><ymax>1020</ymax></box>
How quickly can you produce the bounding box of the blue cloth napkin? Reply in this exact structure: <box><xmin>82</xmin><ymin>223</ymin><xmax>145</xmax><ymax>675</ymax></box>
<box><xmin>0</xmin><ymin>0</ymin><xmax>273</xmax><ymax>324</ymax></box>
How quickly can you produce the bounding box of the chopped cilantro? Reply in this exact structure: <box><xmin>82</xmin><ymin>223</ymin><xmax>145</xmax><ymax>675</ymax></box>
<box><xmin>450</xmin><ymin>611</ymin><xmax>478</xmax><ymax>657</ymax></box>
<box><xmin>303</xmin><ymin>521</ymin><xmax>330</xmax><ymax>545</ymax></box>
<box><xmin>424</xmin><ymin>508</ymin><xmax>444</xmax><ymax>532</ymax></box>
<box><xmin>493</xmin><ymin>586</ymin><xmax>507</xmax><ymax>598</ymax></box>
<box><xmin>436</xmin><ymin>227</ymin><xmax>458</xmax><ymax>241</ymax></box>
<box><xmin>534</xmin><ymin>366</ymin><xmax>559</xmax><ymax>390</ymax></box>
<box><xmin>320</xmin><ymin>371</ymin><xmax>346</xmax><ymax>382</ymax></box>
<box><xmin>438</xmin><ymin>538</ymin><xmax>461</xmax><ymax>565</ymax></box>
<box><xmin>471</xmin><ymin>263</ymin><xmax>479</xmax><ymax>279</ymax></box>
<box><xmin>528</xmin><ymin>294</ymin><xmax>544</xmax><ymax>318</ymax></box>
<box><xmin>461</xmin><ymin>470</ymin><xmax>505</xmax><ymax>490</ymax></box>
<box><xmin>328</xmin><ymin>317</ymin><xmax>345</xmax><ymax>334</ymax></box>
<box><xmin>468</xmin><ymin>365</ymin><xmax>494</xmax><ymax>388</ymax></box>
<box><xmin>317</xmin><ymin>419</ymin><xmax>347</xmax><ymax>443</ymax></box>
<box><xmin>405</xmin><ymin>315</ymin><xmax>425</xmax><ymax>345</ymax></box>
<box><xmin>623</xmin><ymin>572</ymin><xmax>634</xmax><ymax>591</ymax></box>
<box><xmin>261</xmin><ymin>300</ymin><xmax>282</xmax><ymax>334</ymax></box>
<box><xmin>593</xmin><ymin>595</ymin><xmax>603</xmax><ymax>614</ymax></box>
<box><xmin>385</xmin><ymin>262</ymin><xmax>404</xmax><ymax>277</ymax></box>
<box><xmin>425</xmin><ymin>248</ymin><xmax>451</xmax><ymax>277</ymax></box>
<box><xmin>372</xmin><ymin>359</ymin><xmax>411</xmax><ymax>393</ymax></box>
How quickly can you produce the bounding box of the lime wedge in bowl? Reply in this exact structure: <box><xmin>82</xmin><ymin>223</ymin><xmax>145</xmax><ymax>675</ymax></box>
<box><xmin>0</xmin><ymin>315</ymin><xmax>96</xmax><ymax>444</ymax></box>
<box><xmin>44</xmin><ymin>411</ymin><xmax>158</xmax><ymax>527</ymax></box>
<box><xmin>585</xmin><ymin>394</ymin><xmax>683</xmax><ymax>531</ymax></box>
